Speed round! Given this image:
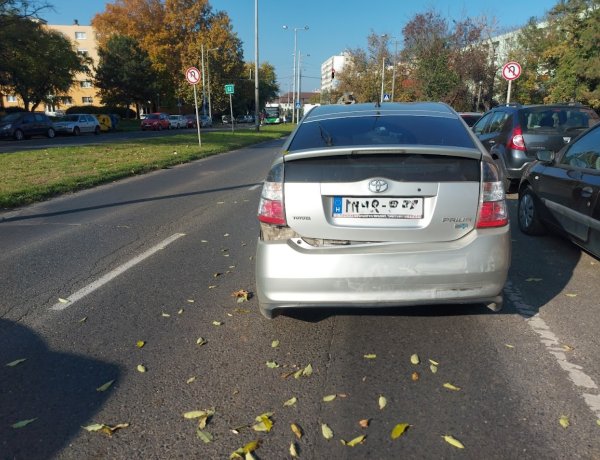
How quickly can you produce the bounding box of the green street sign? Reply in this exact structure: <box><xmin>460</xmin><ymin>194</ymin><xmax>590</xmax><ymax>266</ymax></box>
<box><xmin>225</xmin><ymin>84</ymin><xmax>235</xmax><ymax>95</ymax></box>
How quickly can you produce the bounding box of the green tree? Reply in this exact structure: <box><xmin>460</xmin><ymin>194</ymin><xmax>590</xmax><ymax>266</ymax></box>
<box><xmin>94</xmin><ymin>35</ymin><xmax>159</xmax><ymax>116</ymax></box>
<box><xmin>0</xmin><ymin>18</ymin><xmax>88</xmax><ymax>111</ymax></box>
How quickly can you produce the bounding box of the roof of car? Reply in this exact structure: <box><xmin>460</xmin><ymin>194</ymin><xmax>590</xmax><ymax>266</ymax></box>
<box><xmin>303</xmin><ymin>102</ymin><xmax>456</xmax><ymax>122</ymax></box>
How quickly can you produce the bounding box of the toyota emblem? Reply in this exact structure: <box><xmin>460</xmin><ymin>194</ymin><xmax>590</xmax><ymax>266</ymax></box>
<box><xmin>368</xmin><ymin>179</ymin><xmax>388</xmax><ymax>193</ymax></box>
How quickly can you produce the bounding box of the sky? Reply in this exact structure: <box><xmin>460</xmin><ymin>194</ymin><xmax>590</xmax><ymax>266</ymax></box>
<box><xmin>40</xmin><ymin>0</ymin><xmax>559</xmax><ymax>93</ymax></box>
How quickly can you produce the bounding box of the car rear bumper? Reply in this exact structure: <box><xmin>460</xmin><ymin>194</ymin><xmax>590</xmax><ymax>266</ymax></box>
<box><xmin>255</xmin><ymin>226</ymin><xmax>511</xmax><ymax>315</ymax></box>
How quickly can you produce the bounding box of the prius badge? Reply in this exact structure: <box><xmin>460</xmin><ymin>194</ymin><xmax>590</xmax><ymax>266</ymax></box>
<box><xmin>368</xmin><ymin>179</ymin><xmax>388</xmax><ymax>193</ymax></box>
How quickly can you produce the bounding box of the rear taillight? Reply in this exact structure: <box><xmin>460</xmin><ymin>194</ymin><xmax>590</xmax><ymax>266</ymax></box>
<box><xmin>477</xmin><ymin>161</ymin><xmax>508</xmax><ymax>228</ymax></box>
<box><xmin>257</xmin><ymin>163</ymin><xmax>286</xmax><ymax>226</ymax></box>
<box><xmin>507</xmin><ymin>125</ymin><xmax>525</xmax><ymax>151</ymax></box>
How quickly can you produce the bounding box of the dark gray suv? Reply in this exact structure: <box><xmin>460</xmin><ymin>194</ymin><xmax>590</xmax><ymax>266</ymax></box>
<box><xmin>472</xmin><ymin>104</ymin><xmax>599</xmax><ymax>192</ymax></box>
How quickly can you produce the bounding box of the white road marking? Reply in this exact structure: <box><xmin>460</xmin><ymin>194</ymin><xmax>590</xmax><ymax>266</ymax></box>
<box><xmin>505</xmin><ymin>281</ymin><xmax>600</xmax><ymax>417</ymax></box>
<box><xmin>50</xmin><ymin>233</ymin><xmax>186</xmax><ymax>311</ymax></box>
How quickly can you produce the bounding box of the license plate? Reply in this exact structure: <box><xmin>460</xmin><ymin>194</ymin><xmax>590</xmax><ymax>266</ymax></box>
<box><xmin>333</xmin><ymin>196</ymin><xmax>423</xmax><ymax>219</ymax></box>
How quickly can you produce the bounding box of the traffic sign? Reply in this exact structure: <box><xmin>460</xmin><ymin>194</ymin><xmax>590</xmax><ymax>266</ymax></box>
<box><xmin>502</xmin><ymin>61</ymin><xmax>521</xmax><ymax>81</ymax></box>
<box><xmin>225</xmin><ymin>84</ymin><xmax>235</xmax><ymax>95</ymax></box>
<box><xmin>185</xmin><ymin>67</ymin><xmax>201</xmax><ymax>85</ymax></box>
<box><xmin>383</xmin><ymin>93</ymin><xmax>391</xmax><ymax>102</ymax></box>
<box><xmin>295</xmin><ymin>101</ymin><xmax>301</xmax><ymax>109</ymax></box>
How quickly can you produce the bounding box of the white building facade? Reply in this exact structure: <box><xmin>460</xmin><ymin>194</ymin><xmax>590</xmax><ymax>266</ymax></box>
<box><xmin>320</xmin><ymin>53</ymin><xmax>349</xmax><ymax>93</ymax></box>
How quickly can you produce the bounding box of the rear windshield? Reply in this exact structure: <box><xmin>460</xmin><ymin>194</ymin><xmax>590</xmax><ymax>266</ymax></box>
<box><xmin>284</xmin><ymin>154</ymin><xmax>480</xmax><ymax>183</ymax></box>
<box><xmin>288</xmin><ymin>115</ymin><xmax>476</xmax><ymax>151</ymax></box>
<box><xmin>520</xmin><ymin>108</ymin><xmax>599</xmax><ymax>134</ymax></box>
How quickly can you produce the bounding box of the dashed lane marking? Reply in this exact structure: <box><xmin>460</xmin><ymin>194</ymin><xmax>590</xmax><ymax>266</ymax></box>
<box><xmin>50</xmin><ymin>233</ymin><xmax>186</xmax><ymax>311</ymax></box>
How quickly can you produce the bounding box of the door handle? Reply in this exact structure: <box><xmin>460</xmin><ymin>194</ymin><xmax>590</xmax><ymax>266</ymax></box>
<box><xmin>581</xmin><ymin>186</ymin><xmax>593</xmax><ymax>198</ymax></box>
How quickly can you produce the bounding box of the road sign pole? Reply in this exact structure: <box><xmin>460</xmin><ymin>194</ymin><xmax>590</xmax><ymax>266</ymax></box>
<box><xmin>229</xmin><ymin>93</ymin><xmax>234</xmax><ymax>133</ymax></box>
<box><xmin>506</xmin><ymin>80</ymin><xmax>512</xmax><ymax>105</ymax></box>
<box><xmin>193</xmin><ymin>84</ymin><xmax>201</xmax><ymax>147</ymax></box>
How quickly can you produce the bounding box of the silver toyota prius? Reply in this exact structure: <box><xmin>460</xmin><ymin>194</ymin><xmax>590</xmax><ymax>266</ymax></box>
<box><xmin>255</xmin><ymin>102</ymin><xmax>511</xmax><ymax>319</ymax></box>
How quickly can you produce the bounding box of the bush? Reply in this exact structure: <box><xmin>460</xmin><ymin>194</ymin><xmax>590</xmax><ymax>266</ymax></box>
<box><xmin>66</xmin><ymin>105</ymin><xmax>136</xmax><ymax>118</ymax></box>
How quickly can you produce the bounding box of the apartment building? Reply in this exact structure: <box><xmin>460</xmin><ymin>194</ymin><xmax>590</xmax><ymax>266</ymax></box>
<box><xmin>320</xmin><ymin>53</ymin><xmax>349</xmax><ymax>93</ymax></box>
<box><xmin>1</xmin><ymin>21</ymin><xmax>100</xmax><ymax>114</ymax></box>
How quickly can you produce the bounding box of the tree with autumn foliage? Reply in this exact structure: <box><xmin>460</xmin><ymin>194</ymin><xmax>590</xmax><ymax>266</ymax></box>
<box><xmin>92</xmin><ymin>0</ymin><xmax>277</xmax><ymax>115</ymax></box>
<box><xmin>508</xmin><ymin>0</ymin><xmax>600</xmax><ymax>109</ymax></box>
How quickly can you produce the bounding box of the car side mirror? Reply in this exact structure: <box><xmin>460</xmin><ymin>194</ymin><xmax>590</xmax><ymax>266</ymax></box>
<box><xmin>536</xmin><ymin>150</ymin><xmax>555</xmax><ymax>163</ymax></box>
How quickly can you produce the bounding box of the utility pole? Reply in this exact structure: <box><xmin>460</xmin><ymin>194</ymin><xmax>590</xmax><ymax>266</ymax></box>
<box><xmin>200</xmin><ymin>44</ymin><xmax>206</xmax><ymax>117</ymax></box>
<box><xmin>254</xmin><ymin>0</ymin><xmax>260</xmax><ymax>131</ymax></box>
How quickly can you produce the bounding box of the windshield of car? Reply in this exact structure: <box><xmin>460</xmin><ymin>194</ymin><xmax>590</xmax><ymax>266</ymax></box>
<box><xmin>520</xmin><ymin>108</ymin><xmax>599</xmax><ymax>133</ymax></box>
<box><xmin>288</xmin><ymin>115</ymin><xmax>476</xmax><ymax>151</ymax></box>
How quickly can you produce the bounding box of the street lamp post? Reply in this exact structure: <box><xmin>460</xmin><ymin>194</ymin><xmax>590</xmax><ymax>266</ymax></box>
<box><xmin>283</xmin><ymin>25</ymin><xmax>308</xmax><ymax>124</ymax></box>
<box><xmin>206</xmin><ymin>47</ymin><xmax>218</xmax><ymax>120</ymax></box>
<box><xmin>390</xmin><ymin>39</ymin><xmax>399</xmax><ymax>102</ymax></box>
<box><xmin>380</xmin><ymin>57</ymin><xmax>385</xmax><ymax>104</ymax></box>
<box><xmin>254</xmin><ymin>0</ymin><xmax>260</xmax><ymax>131</ymax></box>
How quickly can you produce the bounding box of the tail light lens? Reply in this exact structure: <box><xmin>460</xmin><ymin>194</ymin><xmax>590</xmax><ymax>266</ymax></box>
<box><xmin>508</xmin><ymin>125</ymin><xmax>525</xmax><ymax>151</ymax></box>
<box><xmin>477</xmin><ymin>161</ymin><xmax>508</xmax><ymax>228</ymax></box>
<box><xmin>258</xmin><ymin>163</ymin><xmax>286</xmax><ymax>225</ymax></box>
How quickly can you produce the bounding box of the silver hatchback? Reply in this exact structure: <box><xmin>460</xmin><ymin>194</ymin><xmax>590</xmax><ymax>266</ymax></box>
<box><xmin>256</xmin><ymin>102</ymin><xmax>511</xmax><ymax>319</ymax></box>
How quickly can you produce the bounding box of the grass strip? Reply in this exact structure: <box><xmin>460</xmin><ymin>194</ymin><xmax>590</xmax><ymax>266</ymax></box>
<box><xmin>0</xmin><ymin>125</ymin><xmax>293</xmax><ymax>209</ymax></box>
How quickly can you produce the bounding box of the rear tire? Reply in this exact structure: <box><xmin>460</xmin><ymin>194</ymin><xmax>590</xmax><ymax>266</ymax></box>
<box><xmin>94</xmin><ymin>126</ymin><xmax>100</xmax><ymax>135</ymax></box>
<box><xmin>518</xmin><ymin>186</ymin><xmax>546</xmax><ymax>235</ymax></box>
<box><xmin>73</xmin><ymin>126</ymin><xmax>80</xmax><ymax>136</ymax></box>
<box><xmin>46</xmin><ymin>127</ymin><xmax>55</xmax><ymax>139</ymax></box>
<box><xmin>14</xmin><ymin>129</ymin><xmax>24</xmax><ymax>141</ymax></box>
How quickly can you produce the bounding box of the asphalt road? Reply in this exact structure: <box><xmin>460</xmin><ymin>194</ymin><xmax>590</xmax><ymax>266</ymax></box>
<box><xmin>1</xmin><ymin>138</ymin><xmax>599</xmax><ymax>459</ymax></box>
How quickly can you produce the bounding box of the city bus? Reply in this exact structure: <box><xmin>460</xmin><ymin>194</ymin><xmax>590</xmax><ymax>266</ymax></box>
<box><xmin>264</xmin><ymin>104</ymin><xmax>282</xmax><ymax>124</ymax></box>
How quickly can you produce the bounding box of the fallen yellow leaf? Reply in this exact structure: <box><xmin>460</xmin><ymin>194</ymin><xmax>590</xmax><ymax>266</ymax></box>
<box><xmin>161</xmin><ymin>312</ymin><xmax>170</xmax><ymax>317</ymax></box>
<box><xmin>283</xmin><ymin>397</ymin><xmax>297</xmax><ymax>407</ymax></box>
<box><xmin>291</xmin><ymin>423</ymin><xmax>302</xmax><ymax>439</ymax></box>
<box><xmin>411</xmin><ymin>372</ymin><xmax>420</xmax><ymax>381</ymax></box>
<box><xmin>559</xmin><ymin>415</ymin><xmax>570</xmax><ymax>428</ymax></box>
<box><xmin>378</xmin><ymin>395</ymin><xmax>387</xmax><ymax>410</ymax></box>
<box><xmin>429</xmin><ymin>359</ymin><xmax>439</xmax><ymax>366</ymax></box>
<box><xmin>443</xmin><ymin>383</ymin><xmax>461</xmax><ymax>391</ymax></box>
<box><xmin>342</xmin><ymin>434</ymin><xmax>366</xmax><ymax>446</ymax></box>
<box><xmin>212</xmin><ymin>321</ymin><xmax>223</xmax><ymax>326</ymax></box>
<box><xmin>410</xmin><ymin>354</ymin><xmax>420</xmax><ymax>365</ymax></box>
<box><xmin>363</xmin><ymin>354</ymin><xmax>376</xmax><ymax>359</ymax></box>
<box><xmin>266</xmin><ymin>361</ymin><xmax>279</xmax><ymax>368</ymax></box>
<box><xmin>323</xmin><ymin>394</ymin><xmax>337</xmax><ymax>402</ymax></box>
<box><xmin>443</xmin><ymin>435</ymin><xmax>465</xmax><ymax>449</ymax></box>
<box><xmin>321</xmin><ymin>423</ymin><xmax>334</xmax><ymax>440</ymax></box>
<box><xmin>136</xmin><ymin>341</ymin><xmax>145</xmax><ymax>348</ymax></box>
<box><xmin>58</xmin><ymin>298</ymin><xmax>69</xmax><ymax>304</ymax></box>
<box><xmin>290</xmin><ymin>441</ymin><xmax>299</xmax><ymax>458</ymax></box>
<box><xmin>137</xmin><ymin>364</ymin><xmax>147</xmax><ymax>373</ymax></box>
<box><xmin>96</xmin><ymin>380</ymin><xmax>115</xmax><ymax>392</ymax></box>
<box><xmin>430</xmin><ymin>364</ymin><xmax>438</xmax><ymax>374</ymax></box>
<box><xmin>391</xmin><ymin>423</ymin><xmax>410</xmax><ymax>439</ymax></box>
<box><xmin>11</xmin><ymin>418</ymin><xmax>37</xmax><ymax>429</ymax></box>
<box><xmin>271</xmin><ymin>340</ymin><xmax>280</xmax><ymax>348</ymax></box>
<box><xmin>359</xmin><ymin>419</ymin><xmax>370</xmax><ymax>428</ymax></box>
<box><xmin>186</xmin><ymin>377</ymin><xmax>196</xmax><ymax>384</ymax></box>
<box><xmin>6</xmin><ymin>358</ymin><xmax>26</xmax><ymax>367</ymax></box>
<box><xmin>565</xmin><ymin>293</ymin><xmax>577</xmax><ymax>297</ymax></box>
<box><xmin>196</xmin><ymin>337</ymin><xmax>208</xmax><ymax>346</ymax></box>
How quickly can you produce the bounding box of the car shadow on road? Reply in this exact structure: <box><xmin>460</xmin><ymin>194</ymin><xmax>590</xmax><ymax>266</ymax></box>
<box><xmin>0</xmin><ymin>319</ymin><xmax>121</xmax><ymax>458</ymax></box>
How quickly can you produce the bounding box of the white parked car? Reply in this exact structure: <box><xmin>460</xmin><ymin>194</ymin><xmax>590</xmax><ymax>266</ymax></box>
<box><xmin>53</xmin><ymin>114</ymin><xmax>101</xmax><ymax>136</ymax></box>
<box><xmin>168</xmin><ymin>115</ymin><xmax>186</xmax><ymax>129</ymax></box>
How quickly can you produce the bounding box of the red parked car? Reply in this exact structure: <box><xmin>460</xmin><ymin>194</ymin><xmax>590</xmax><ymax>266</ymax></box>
<box><xmin>141</xmin><ymin>113</ymin><xmax>170</xmax><ymax>131</ymax></box>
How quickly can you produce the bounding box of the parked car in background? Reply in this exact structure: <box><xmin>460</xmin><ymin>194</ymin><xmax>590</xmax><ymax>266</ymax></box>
<box><xmin>472</xmin><ymin>103</ymin><xmax>599</xmax><ymax>192</ymax></box>
<box><xmin>53</xmin><ymin>114</ymin><xmax>101</xmax><ymax>136</ymax></box>
<box><xmin>0</xmin><ymin>112</ymin><xmax>56</xmax><ymax>140</ymax></box>
<box><xmin>183</xmin><ymin>114</ymin><xmax>197</xmax><ymax>128</ymax></box>
<box><xmin>141</xmin><ymin>113</ymin><xmax>170</xmax><ymax>131</ymax></box>
<box><xmin>221</xmin><ymin>114</ymin><xmax>232</xmax><ymax>124</ymax></box>
<box><xmin>459</xmin><ymin>112</ymin><xmax>482</xmax><ymax>127</ymax></box>
<box><xmin>236</xmin><ymin>114</ymin><xmax>255</xmax><ymax>124</ymax></box>
<box><xmin>200</xmin><ymin>115</ymin><xmax>212</xmax><ymax>128</ymax></box>
<box><xmin>518</xmin><ymin>122</ymin><xmax>600</xmax><ymax>259</ymax></box>
<box><xmin>255</xmin><ymin>102</ymin><xmax>511</xmax><ymax>319</ymax></box>
<box><xmin>168</xmin><ymin>114</ymin><xmax>186</xmax><ymax>129</ymax></box>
